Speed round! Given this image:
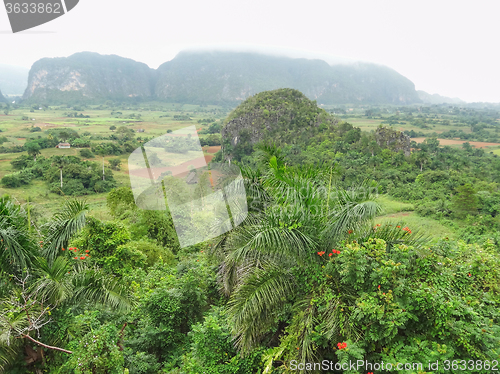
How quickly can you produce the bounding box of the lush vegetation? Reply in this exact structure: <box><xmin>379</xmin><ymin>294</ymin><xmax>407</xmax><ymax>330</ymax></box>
<box><xmin>0</xmin><ymin>93</ymin><xmax>499</xmax><ymax>373</ymax></box>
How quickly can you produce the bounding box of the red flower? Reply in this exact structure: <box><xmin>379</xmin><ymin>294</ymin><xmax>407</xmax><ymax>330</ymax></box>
<box><xmin>69</xmin><ymin>248</ymin><xmax>73</xmax><ymax>251</ymax></box>
<box><xmin>328</xmin><ymin>253</ymin><xmax>333</xmax><ymax>257</ymax></box>
<box><xmin>378</xmin><ymin>285</ymin><xmax>381</xmax><ymax>289</ymax></box>
<box><xmin>337</xmin><ymin>342</ymin><xmax>347</xmax><ymax>349</ymax></box>
<box><xmin>85</xmin><ymin>250</ymin><xmax>90</xmax><ymax>253</ymax></box>
<box><xmin>61</xmin><ymin>248</ymin><xmax>65</xmax><ymax>251</ymax></box>
<box><xmin>80</xmin><ymin>257</ymin><xmax>85</xmax><ymax>260</ymax></box>
<box><xmin>468</xmin><ymin>273</ymin><xmax>472</xmax><ymax>277</ymax></box>
<box><xmin>342</xmin><ymin>342</ymin><xmax>347</xmax><ymax>348</ymax></box>
<box><xmin>336</xmin><ymin>250</ymin><xmax>341</xmax><ymax>254</ymax></box>
<box><xmin>74</xmin><ymin>257</ymin><xmax>78</xmax><ymax>260</ymax></box>
<box><xmin>397</xmin><ymin>225</ymin><xmax>401</xmax><ymax>228</ymax></box>
<box><xmin>348</xmin><ymin>230</ymin><xmax>353</xmax><ymax>234</ymax></box>
<box><xmin>383</xmin><ymin>293</ymin><xmax>386</xmax><ymax>295</ymax></box>
<box><xmin>317</xmin><ymin>251</ymin><xmax>325</xmax><ymax>256</ymax></box>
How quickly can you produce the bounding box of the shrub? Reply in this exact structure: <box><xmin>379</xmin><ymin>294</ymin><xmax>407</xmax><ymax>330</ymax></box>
<box><xmin>79</xmin><ymin>148</ymin><xmax>94</xmax><ymax>158</ymax></box>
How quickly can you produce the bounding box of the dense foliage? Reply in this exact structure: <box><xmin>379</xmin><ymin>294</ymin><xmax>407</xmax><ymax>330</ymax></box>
<box><xmin>1</xmin><ymin>154</ymin><xmax>116</xmax><ymax>195</ymax></box>
<box><xmin>1</xmin><ymin>95</ymin><xmax>500</xmax><ymax>373</ymax></box>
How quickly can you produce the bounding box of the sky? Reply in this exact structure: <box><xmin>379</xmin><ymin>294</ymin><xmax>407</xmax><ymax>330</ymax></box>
<box><xmin>1</xmin><ymin>0</ymin><xmax>499</xmax><ymax>102</ymax></box>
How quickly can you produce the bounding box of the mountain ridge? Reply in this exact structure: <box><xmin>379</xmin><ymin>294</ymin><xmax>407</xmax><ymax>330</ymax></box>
<box><xmin>21</xmin><ymin>51</ymin><xmax>421</xmax><ymax>105</ymax></box>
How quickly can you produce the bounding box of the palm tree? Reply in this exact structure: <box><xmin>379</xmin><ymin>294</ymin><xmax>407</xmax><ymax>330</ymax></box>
<box><xmin>211</xmin><ymin>148</ymin><xmax>422</xmax><ymax>370</ymax></box>
<box><xmin>0</xmin><ymin>198</ymin><xmax>131</xmax><ymax>370</ymax></box>
<box><xmin>51</xmin><ymin>156</ymin><xmax>69</xmax><ymax>189</ymax></box>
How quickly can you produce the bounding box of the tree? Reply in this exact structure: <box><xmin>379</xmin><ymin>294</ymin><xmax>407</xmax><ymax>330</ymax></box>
<box><xmin>58</xmin><ymin>131</ymin><xmax>70</xmax><ymax>142</ymax></box>
<box><xmin>109</xmin><ymin>158</ymin><xmax>122</xmax><ymax>170</ymax></box>
<box><xmin>414</xmin><ymin>151</ymin><xmax>429</xmax><ymax>171</ymax></box>
<box><xmin>212</xmin><ymin>148</ymin><xmax>389</xmax><ymax>357</ymax></box>
<box><xmin>25</xmin><ymin>142</ymin><xmax>41</xmax><ymax>162</ymax></box>
<box><xmin>79</xmin><ymin>148</ymin><xmax>94</xmax><ymax>158</ymax></box>
<box><xmin>116</xmin><ymin>126</ymin><xmax>135</xmax><ymax>141</ymax></box>
<box><xmin>451</xmin><ymin>183</ymin><xmax>478</xmax><ymax>219</ymax></box>
<box><xmin>51</xmin><ymin>156</ymin><xmax>69</xmax><ymax>189</ymax></box>
<box><xmin>109</xmin><ymin>125</ymin><xmax>116</xmax><ymax>131</ymax></box>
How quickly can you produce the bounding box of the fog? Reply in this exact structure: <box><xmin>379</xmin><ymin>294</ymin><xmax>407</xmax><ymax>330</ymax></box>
<box><xmin>1</xmin><ymin>0</ymin><xmax>499</xmax><ymax>102</ymax></box>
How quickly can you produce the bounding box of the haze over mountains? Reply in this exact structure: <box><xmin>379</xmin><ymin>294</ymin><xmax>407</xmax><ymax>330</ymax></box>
<box><xmin>0</xmin><ymin>64</ymin><xmax>30</xmax><ymax>96</ymax></box>
<box><xmin>0</xmin><ymin>51</ymin><xmax>469</xmax><ymax>105</ymax></box>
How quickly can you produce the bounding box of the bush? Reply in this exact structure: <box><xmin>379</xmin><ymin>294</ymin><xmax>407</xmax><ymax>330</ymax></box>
<box><xmin>109</xmin><ymin>158</ymin><xmax>122</xmax><ymax>170</ymax></box>
<box><xmin>79</xmin><ymin>148</ymin><xmax>94</xmax><ymax>158</ymax></box>
<box><xmin>182</xmin><ymin>307</ymin><xmax>263</xmax><ymax>374</ymax></box>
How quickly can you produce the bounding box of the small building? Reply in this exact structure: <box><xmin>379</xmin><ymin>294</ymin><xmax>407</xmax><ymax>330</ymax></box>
<box><xmin>136</xmin><ymin>129</ymin><xmax>145</xmax><ymax>133</ymax></box>
<box><xmin>56</xmin><ymin>143</ymin><xmax>71</xmax><ymax>149</ymax></box>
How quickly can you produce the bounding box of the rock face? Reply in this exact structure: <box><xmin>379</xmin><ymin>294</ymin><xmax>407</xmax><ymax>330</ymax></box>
<box><xmin>375</xmin><ymin>126</ymin><xmax>411</xmax><ymax>156</ymax></box>
<box><xmin>156</xmin><ymin>51</ymin><xmax>421</xmax><ymax>105</ymax></box>
<box><xmin>22</xmin><ymin>51</ymin><xmax>422</xmax><ymax>105</ymax></box>
<box><xmin>23</xmin><ymin>52</ymin><xmax>156</xmax><ymax>102</ymax></box>
<box><xmin>221</xmin><ymin>88</ymin><xmax>339</xmax><ymax>160</ymax></box>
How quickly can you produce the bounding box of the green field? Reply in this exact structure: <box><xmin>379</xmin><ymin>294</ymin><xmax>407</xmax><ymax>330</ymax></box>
<box><xmin>0</xmin><ymin>103</ymin><xmax>228</xmax><ymax>216</ymax></box>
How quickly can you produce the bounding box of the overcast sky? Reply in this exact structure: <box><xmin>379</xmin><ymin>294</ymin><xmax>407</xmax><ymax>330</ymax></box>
<box><xmin>1</xmin><ymin>0</ymin><xmax>499</xmax><ymax>102</ymax></box>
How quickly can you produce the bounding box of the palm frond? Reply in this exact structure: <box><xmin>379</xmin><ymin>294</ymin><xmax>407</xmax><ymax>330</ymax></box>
<box><xmin>32</xmin><ymin>256</ymin><xmax>73</xmax><ymax>306</ymax></box>
<box><xmin>42</xmin><ymin>199</ymin><xmax>89</xmax><ymax>264</ymax></box>
<box><xmin>227</xmin><ymin>265</ymin><xmax>295</xmax><ymax>352</ymax></box>
<box><xmin>70</xmin><ymin>266</ymin><xmax>133</xmax><ymax>311</ymax></box>
<box><xmin>0</xmin><ymin>197</ymin><xmax>36</xmax><ymax>271</ymax></box>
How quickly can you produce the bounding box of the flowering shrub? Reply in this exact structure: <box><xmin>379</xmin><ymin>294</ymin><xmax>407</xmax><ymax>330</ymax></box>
<box><xmin>270</xmin><ymin>238</ymin><xmax>500</xmax><ymax>373</ymax></box>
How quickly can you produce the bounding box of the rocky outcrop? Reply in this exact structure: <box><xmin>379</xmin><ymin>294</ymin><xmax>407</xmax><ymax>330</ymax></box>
<box><xmin>23</xmin><ymin>52</ymin><xmax>155</xmax><ymax>102</ymax></box>
<box><xmin>156</xmin><ymin>51</ymin><xmax>421</xmax><ymax>105</ymax></box>
<box><xmin>22</xmin><ymin>50</ymin><xmax>422</xmax><ymax>105</ymax></box>
<box><xmin>221</xmin><ymin>88</ymin><xmax>339</xmax><ymax>160</ymax></box>
<box><xmin>375</xmin><ymin>126</ymin><xmax>411</xmax><ymax>156</ymax></box>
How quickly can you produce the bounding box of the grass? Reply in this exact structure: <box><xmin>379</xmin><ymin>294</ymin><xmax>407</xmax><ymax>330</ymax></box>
<box><xmin>373</xmin><ymin>194</ymin><xmax>456</xmax><ymax>241</ymax></box>
<box><xmin>374</xmin><ymin>212</ymin><xmax>456</xmax><ymax>241</ymax></box>
<box><xmin>376</xmin><ymin>194</ymin><xmax>414</xmax><ymax>215</ymax></box>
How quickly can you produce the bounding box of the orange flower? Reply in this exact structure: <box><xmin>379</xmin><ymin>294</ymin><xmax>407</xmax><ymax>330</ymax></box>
<box><xmin>317</xmin><ymin>251</ymin><xmax>325</xmax><ymax>256</ymax></box>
